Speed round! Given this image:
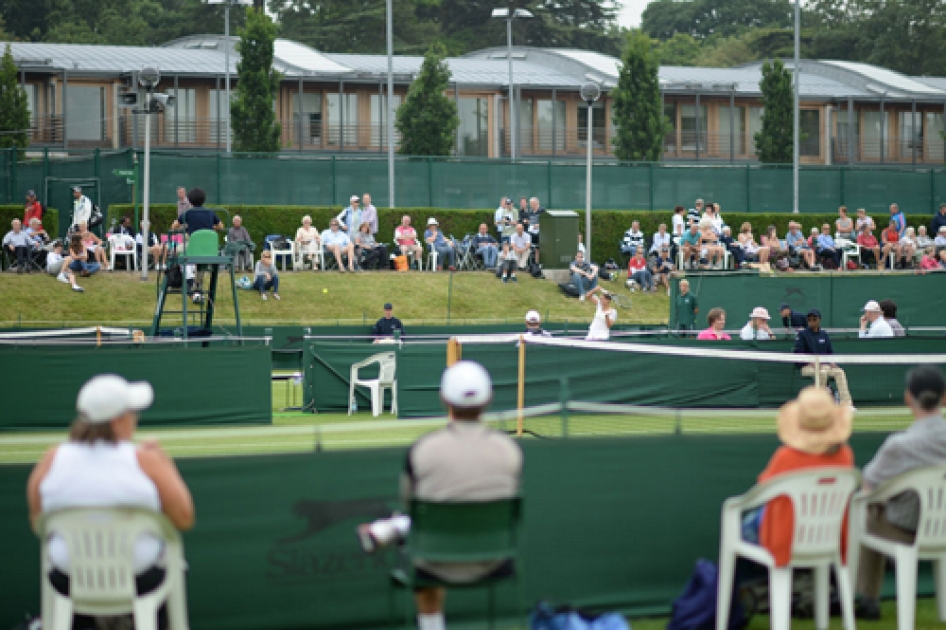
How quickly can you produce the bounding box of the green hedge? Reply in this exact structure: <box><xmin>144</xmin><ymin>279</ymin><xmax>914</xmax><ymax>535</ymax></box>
<box><xmin>0</xmin><ymin>205</ymin><xmax>60</xmax><ymax>239</ymax></box>
<box><xmin>107</xmin><ymin>204</ymin><xmax>935</xmax><ymax>266</ymax></box>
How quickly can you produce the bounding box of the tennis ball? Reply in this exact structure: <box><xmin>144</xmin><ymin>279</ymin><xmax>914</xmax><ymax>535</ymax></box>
<box><xmin>322</xmin><ymin>288</ymin><xmax>328</xmax><ymax>294</ymax></box>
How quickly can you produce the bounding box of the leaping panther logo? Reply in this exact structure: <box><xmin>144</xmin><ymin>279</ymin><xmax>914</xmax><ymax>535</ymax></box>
<box><xmin>279</xmin><ymin>498</ymin><xmax>392</xmax><ymax>544</ymax></box>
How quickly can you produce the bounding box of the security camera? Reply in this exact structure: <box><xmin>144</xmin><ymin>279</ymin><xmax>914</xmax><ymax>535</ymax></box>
<box><xmin>138</xmin><ymin>66</ymin><xmax>161</xmax><ymax>90</ymax></box>
<box><xmin>148</xmin><ymin>93</ymin><xmax>176</xmax><ymax>113</ymax></box>
<box><xmin>118</xmin><ymin>92</ymin><xmax>140</xmax><ymax>109</ymax></box>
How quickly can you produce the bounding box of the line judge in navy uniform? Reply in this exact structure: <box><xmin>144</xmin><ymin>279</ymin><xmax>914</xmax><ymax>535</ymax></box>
<box><xmin>373</xmin><ymin>302</ymin><xmax>404</xmax><ymax>341</ymax></box>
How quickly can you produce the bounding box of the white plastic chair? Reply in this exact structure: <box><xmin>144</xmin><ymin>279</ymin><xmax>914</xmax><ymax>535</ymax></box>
<box><xmin>847</xmin><ymin>465</ymin><xmax>946</xmax><ymax>630</ymax></box>
<box><xmin>427</xmin><ymin>248</ymin><xmax>439</xmax><ymax>271</ymax></box>
<box><xmin>837</xmin><ymin>237</ymin><xmax>861</xmax><ymax>269</ymax></box>
<box><xmin>349</xmin><ymin>352</ymin><xmax>398</xmax><ymax>417</ymax></box>
<box><xmin>717</xmin><ymin>467</ymin><xmax>859</xmax><ymax>630</ymax></box>
<box><xmin>36</xmin><ymin>507</ymin><xmax>189</xmax><ymax>630</ymax></box>
<box><xmin>271</xmin><ymin>240</ymin><xmax>294</xmax><ymax>272</ymax></box>
<box><xmin>108</xmin><ymin>234</ymin><xmax>138</xmax><ymax>271</ymax></box>
<box><xmin>294</xmin><ymin>241</ymin><xmax>322</xmax><ymax>271</ymax></box>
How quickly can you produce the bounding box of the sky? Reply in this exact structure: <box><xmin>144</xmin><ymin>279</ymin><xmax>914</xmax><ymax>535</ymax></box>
<box><xmin>616</xmin><ymin>0</ymin><xmax>652</xmax><ymax>28</ymax></box>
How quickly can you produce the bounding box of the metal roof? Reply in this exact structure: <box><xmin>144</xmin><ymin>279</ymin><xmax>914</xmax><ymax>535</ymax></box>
<box><xmin>3</xmin><ymin>41</ymin><xmax>236</xmax><ymax>76</ymax></box>
<box><xmin>821</xmin><ymin>60</ymin><xmax>943</xmax><ymax>96</ymax></box>
<box><xmin>323</xmin><ymin>53</ymin><xmax>585</xmax><ymax>88</ymax></box>
<box><xmin>164</xmin><ymin>35</ymin><xmax>351</xmax><ymax>76</ymax></box>
<box><xmin>659</xmin><ymin>65</ymin><xmax>868</xmax><ymax>98</ymax></box>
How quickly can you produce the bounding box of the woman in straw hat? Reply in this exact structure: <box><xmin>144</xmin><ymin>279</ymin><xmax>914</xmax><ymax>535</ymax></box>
<box><xmin>743</xmin><ymin>386</ymin><xmax>854</xmax><ymax>566</ymax></box>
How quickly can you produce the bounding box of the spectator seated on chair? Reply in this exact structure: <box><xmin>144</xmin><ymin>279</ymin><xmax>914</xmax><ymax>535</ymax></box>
<box><xmin>899</xmin><ymin>227</ymin><xmax>918</xmax><ymax>268</ymax></box>
<box><xmin>498</xmin><ymin>241</ymin><xmax>518</xmax><ymax>283</ymax></box>
<box><xmin>679</xmin><ymin>223</ymin><xmax>701</xmax><ymax>269</ymax></box>
<box><xmin>919</xmin><ymin>247</ymin><xmax>941</xmax><ymax>272</ymax></box>
<box><xmin>626</xmin><ymin>249</ymin><xmax>654</xmax><ymax>292</ymax></box>
<box><xmin>935</xmin><ymin>226</ymin><xmax>946</xmax><ymax>252</ymax></box>
<box><xmin>227</xmin><ymin>215</ymin><xmax>254</xmax><ymax>271</ymax></box>
<box><xmin>621</xmin><ymin>220</ymin><xmax>645</xmax><ymax>258</ymax></box>
<box><xmin>856</xmin><ymin>224</ymin><xmax>881</xmax><ymax>268</ymax></box>
<box><xmin>355</xmin><ymin>221</ymin><xmax>389</xmax><ymax>270</ymax></box>
<box><xmin>649</xmin><ymin>223</ymin><xmax>671</xmax><ymax>257</ymax></box>
<box><xmin>27</xmin><ymin>217</ymin><xmax>49</xmax><ymax>246</ymax></box>
<box><xmin>855</xmin><ymin>207</ymin><xmax>876</xmax><ymax>234</ymax></box>
<box><xmin>738</xmin><ymin>222</ymin><xmax>765</xmax><ymax>264</ymax></box>
<box><xmin>761</xmin><ymin>225</ymin><xmax>786</xmax><ymax>266</ymax></box>
<box><xmin>881</xmin><ymin>220</ymin><xmax>902</xmax><ymax>269</ymax></box>
<box><xmin>740</xmin><ymin>307</ymin><xmax>775</xmax><ymax>341</ymax></box>
<box><xmin>699</xmin><ymin>219</ymin><xmax>724</xmax><ymax>268</ymax></box>
<box><xmin>940</xmin><ymin>249</ymin><xmax>946</xmax><ymax>268</ymax></box>
<box><xmin>76</xmin><ymin>221</ymin><xmax>110</xmax><ymax>271</ymax></box>
<box><xmin>650</xmin><ymin>246</ymin><xmax>674</xmax><ymax>293</ymax></box>
<box><xmin>702</xmin><ymin>202</ymin><xmax>725</xmax><ymax>235</ymax></box>
<box><xmin>510</xmin><ymin>222</ymin><xmax>532</xmax><ymax>272</ymax></box>
<box><xmin>719</xmin><ymin>226</ymin><xmax>745</xmax><ymax>268</ymax></box>
<box><xmin>569</xmin><ymin>250</ymin><xmax>598</xmax><ymax>299</ymax></box>
<box><xmin>916</xmin><ymin>226</ymin><xmax>933</xmax><ymax>252</ymax></box>
<box><xmin>786</xmin><ymin>222</ymin><xmax>816</xmax><ymax>269</ymax></box>
<box><xmin>295</xmin><ymin>215</ymin><xmax>320</xmax><ymax>269</ymax></box>
<box><xmin>878</xmin><ymin>299</ymin><xmax>906</xmax><ymax>337</ymax></box>
<box><xmin>424</xmin><ymin>218</ymin><xmax>456</xmax><ymax>271</ymax></box>
<box><xmin>355</xmin><ymin>361</ymin><xmax>521</xmax><ymax>630</ymax></box>
<box><xmin>67</xmin><ymin>234</ymin><xmax>100</xmax><ymax>278</ymax></box>
<box><xmin>473</xmin><ymin>223</ymin><xmax>499</xmax><ymax>268</ymax></box>
<box><xmin>47</xmin><ymin>240</ymin><xmax>83</xmax><ymax>292</ymax></box>
<box><xmin>836</xmin><ymin>206</ymin><xmax>855</xmax><ymax>241</ymax></box>
<box><xmin>815</xmin><ymin>223</ymin><xmax>841</xmax><ymax>270</ymax></box>
<box><xmin>740</xmin><ymin>386</ymin><xmax>853</xmax><ymax>567</ymax></box>
<box><xmin>697</xmin><ymin>307</ymin><xmax>731</xmax><ymax>340</ymax></box>
<box><xmin>4</xmin><ymin>218</ymin><xmax>40</xmax><ymax>273</ymax></box>
<box><xmin>26</xmin><ymin>374</ymin><xmax>194</xmax><ymax>623</ymax></box>
<box><xmin>254</xmin><ymin>251</ymin><xmax>280</xmax><ymax>300</ymax></box>
<box><xmin>322</xmin><ymin>219</ymin><xmax>357</xmax><ymax>272</ymax></box>
<box><xmin>853</xmin><ymin>366</ymin><xmax>946</xmax><ymax>620</ymax></box>
<box><xmin>136</xmin><ymin>220</ymin><xmax>167</xmax><ymax>271</ymax></box>
<box><xmin>395</xmin><ymin>215</ymin><xmax>424</xmax><ymax>270</ymax></box>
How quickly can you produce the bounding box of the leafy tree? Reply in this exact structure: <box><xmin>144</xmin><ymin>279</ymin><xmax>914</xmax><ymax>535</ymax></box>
<box><xmin>396</xmin><ymin>42</ymin><xmax>459</xmax><ymax>157</ymax></box>
<box><xmin>642</xmin><ymin>0</ymin><xmax>792</xmax><ymax>41</ymax></box>
<box><xmin>0</xmin><ymin>43</ymin><xmax>30</xmax><ymax>150</ymax></box>
<box><xmin>231</xmin><ymin>8</ymin><xmax>282</xmax><ymax>152</ymax></box>
<box><xmin>655</xmin><ymin>32</ymin><xmax>702</xmax><ymax>66</ymax></box>
<box><xmin>754</xmin><ymin>59</ymin><xmax>793</xmax><ymax>164</ymax></box>
<box><xmin>611</xmin><ymin>30</ymin><xmax>669</xmax><ymax>162</ymax></box>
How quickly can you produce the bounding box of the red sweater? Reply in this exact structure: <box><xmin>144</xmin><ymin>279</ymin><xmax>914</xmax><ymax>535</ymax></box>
<box><xmin>758</xmin><ymin>444</ymin><xmax>854</xmax><ymax>566</ymax></box>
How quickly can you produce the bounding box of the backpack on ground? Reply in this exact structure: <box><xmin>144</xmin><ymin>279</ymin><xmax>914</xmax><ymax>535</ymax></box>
<box><xmin>667</xmin><ymin>559</ymin><xmax>748</xmax><ymax>630</ymax></box>
<box><xmin>166</xmin><ymin>265</ymin><xmax>183</xmax><ymax>288</ymax></box>
<box><xmin>559</xmin><ymin>282</ymin><xmax>580</xmax><ymax>298</ymax></box>
<box><xmin>530</xmin><ymin>263</ymin><xmax>543</xmax><ymax>278</ymax></box>
<box><xmin>530</xmin><ymin>601</ymin><xmax>629</xmax><ymax>630</ymax></box>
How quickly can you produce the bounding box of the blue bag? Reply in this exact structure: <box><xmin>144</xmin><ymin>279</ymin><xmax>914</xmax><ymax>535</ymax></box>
<box><xmin>666</xmin><ymin>559</ymin><xmax>746</xmax><ymax>630</ymax></box>
<box><xmin>530</xmin><ymin>601</ymin><xmax>629</xmax><ymax>630</ymax></box>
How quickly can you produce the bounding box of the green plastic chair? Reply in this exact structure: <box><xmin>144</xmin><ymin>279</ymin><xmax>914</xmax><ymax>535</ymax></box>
<box><xmin>390</xmin><ymin>497</ymin><xmax>522</xmax><ymax>629</ymax></box>
<box><xmin>185</xmin><ymin>230</ymin><xmax>219</xmax><ymax>257</ymax></box>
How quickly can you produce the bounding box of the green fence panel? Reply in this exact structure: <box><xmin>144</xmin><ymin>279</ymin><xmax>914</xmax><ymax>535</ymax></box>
<box><xmin>843</xmin><ymin>168</ymin><xmax>932</xmax><ymax>215</ymax></box>
<box><xmin>0</xmin><ymin>344</ymin><xmax>272</xmax><ymax>430</ymax></box>
<box><xmin>431</xmin><ymin>160</ymin><xmax>551</xmax><ymax>210</ymax></box>
<box><xmin>2</xmin><ymin>432</ymin><xmax>920</xmax><ymax>630</ymax></box>
<box><xmin>150</xmin><ymin>153</ymin><xmax>221</xmax><ymax>204</ymax></box>
<box><xmin>800</xmin><ymin>167</ymin><xmax>843</xmax><ymax>212</ymax></box>
<box><xmin>747</xmin><ymin>166</ymin><xmax>794</xmax><ymax>213</ymax></box>
<box><xmin>653</xmin><ymin>164</ymin><xmax>748</xmax><ymax>212</ymax></box>
<box><xmin>220</xmin><ymin>155</ymin><xmax>334</xmax><ymax>206</ymax></box>
<box><xmin>670</xmin><ymin>272</ymin><xmax>946</xmax><ymax>330</ymax></box>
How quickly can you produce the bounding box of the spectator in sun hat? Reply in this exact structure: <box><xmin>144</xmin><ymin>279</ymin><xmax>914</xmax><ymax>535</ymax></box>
<box><xmin>424</xmin><ymin>217</ymin><xmax>456</xmax><ymax>271</ymax></box>
<box><xmin>793</xmin><ymin>308</ymin><xmax>854</xmax><ymax>408</ymax></box>
<box><xmin>372</xmin><ymin>303</ymin><xmax>404</xmax><ymax>340</ymax></box>
<box><xmin>858</xmin><ymin>300</ymin><xmax>894</xmax><ymax>338</ymax></box>
<box><xmin>336</xmin><ymin>195</ymin><xmax>362</xmax><ymax>233</ymax></box>
<box><xmin>740</xmin><ymin>307</ymin><xmax>774</xmax><ymax>341</ymax></box>
<box><xmin>26</xmin><ymin>374</ymin><xmax>195</xmax><ymax>611</ymax></box>
<box><xmin>740</xmin><ymin>386</ymin><xmax>853</xmax><ymax>566</ymax></box>
<box><xmin>854</xmin><ymin>365</ymin><xmax>946</xmax><ymax>619</ymax></box>
<box><xmin>779</xmin><ymin>302</ymin><xmax>806</xmax><ymax>330</ymax></box>
<box><xmin>524</xmin><ymin>310</ymin><xmax>551</xmax><ymax>336</ymax></box>
<box><xmin>355</xmin><ymin>361</ymin><xmax>522</xmax><ymax>630</ymax></box>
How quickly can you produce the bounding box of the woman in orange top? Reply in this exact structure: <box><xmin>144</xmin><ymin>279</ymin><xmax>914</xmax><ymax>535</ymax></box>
<box><xmin>743</xmin><ymin>386</ymin><xmax>854</xmax><ymax>566</ymax></box>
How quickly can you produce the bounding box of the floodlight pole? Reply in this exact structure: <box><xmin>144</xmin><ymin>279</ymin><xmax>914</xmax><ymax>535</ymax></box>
<box><xmin>141</xmin><ymin>98</ymin><xmax>152</xmax><ymax>280</ymax></box>
<box><xmin>792</xmin><ymin>0</ymin><xmax>800</xmax><ymax>214</ymax></box>
<box><xmin>225</xmin><ymin>1</ymin><xmax>231</xmax><ymax>154</ymax></box>
<box><xmin>507</xmin><ymin>18</ymin><xmax>515</xmax><ymax>162</ymax></box>
<box><xmin>585</xmin><ymin>102</ymin><xmax>593</xmax><ymax>260</ymax></box>
<box><xmin>386</xmin><ymin>0</ymin><xmax>395</xmax><ymax>208</ymax></box>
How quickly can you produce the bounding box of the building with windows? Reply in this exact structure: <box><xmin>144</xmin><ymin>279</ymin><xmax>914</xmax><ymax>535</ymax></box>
<box><xmin>6</xmin><ymin>36</ymin><xmax>946</xmax><ymax>164</ymax></box>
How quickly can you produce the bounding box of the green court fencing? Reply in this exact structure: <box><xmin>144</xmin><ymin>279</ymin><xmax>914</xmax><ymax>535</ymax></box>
<box><xmin>669</xmin><ymin>271</ymin><xmax>946</xmax><ymax>330</ymax></box>
<box><xmin>4</xmin><ymin>149</ymin><xmax>946</xmax><ymax>215</ymax></box>
<box><xmin>0</xmin><ymin>342</ymin><xmax>273</xmax><ymax>430</ymax></box>
<box><xmin>0</xmin><ymin>432</ymin><xmax>926</xmax><ymax>630</ymax></box>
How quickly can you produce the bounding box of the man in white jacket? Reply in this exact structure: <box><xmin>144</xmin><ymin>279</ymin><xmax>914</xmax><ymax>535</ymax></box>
<box><xmin>859</xmin><ymin>300</ymin><xmax>894</xmax><ymax>338</ymax></box>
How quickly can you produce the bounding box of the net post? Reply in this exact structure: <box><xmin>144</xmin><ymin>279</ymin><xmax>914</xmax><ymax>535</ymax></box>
<box><xmin>559</xmin><ymin>377</ymin><xmax>570</xmax><ymax>437</ymax></box>
<box><xmin>517</xmin><ymin>335</ymin><xmax>526</xmax><ymax>438</ymax></box>
<box><xmin>446</xmin><ymin>338</ymin><xmax>461</xmax><ymax>366</ymax></box>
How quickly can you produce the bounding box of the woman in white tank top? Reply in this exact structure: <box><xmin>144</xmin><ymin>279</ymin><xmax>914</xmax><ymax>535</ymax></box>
<box><xmin>585</xmin><ymin>287</ymin><xmax>617</xmax><ymax>341</ymax></box>
<box><xmin>27</xmin><ymin>375</ymin><xmax>194</xmax><ymax>587</ymax></box>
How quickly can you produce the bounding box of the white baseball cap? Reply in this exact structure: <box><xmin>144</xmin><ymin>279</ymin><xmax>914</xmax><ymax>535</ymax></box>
<box><xmin>440</xmin><ymin>361</ymin><xmax>492</xmax><ymax>409</ymax></box>
<box><xmin>76</xmin><ymin>374</ymin><xmax>154</xmax><ymax>424</ymax></box>
<box><xmin>750</xmin><ymin>306</ymin><xmax>770</xmax><ymax>320</ymax></box>
<box><xmin>427</xmin><ymin>217</ymin><xmax>439</xmax><ymax>226</ymax></box>
<box><xmin>350</xmin><ymin>195</ymin><xmax>359</xmax><ymax>202</ymax></box>
<box><xmin>525</xmin><ymin>310</ymin><xmax>541</xmax><ymax>323</ymax></box>
<box><xmin>863</xmin><ymin>300</ymin><xmax>882</xmax><ymax>312</ymax></box>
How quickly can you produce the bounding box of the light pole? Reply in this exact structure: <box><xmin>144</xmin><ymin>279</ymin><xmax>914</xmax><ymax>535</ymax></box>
<box><xmin>792</xmin><ymin>0</ymin><xmax>800</xmax><ymax>213</ymax></box>
<box><xmin>206</xmin><ymin>0</ymin><xmax>252</xmax><ymax>154</ymax></box>
<box><xmin>581</xmin><ymin>82</ymin><xmax>601</xmax><ymax>261</ymax></box>
<box><xmin>386</xmin><ymin>0</ymin><xmax>395</xmax><ymax>208</ymax></box>
<box><xmin>491</xmin><ymin>7</ymin><xmax>533</xmax><ymax>161</ymax></box>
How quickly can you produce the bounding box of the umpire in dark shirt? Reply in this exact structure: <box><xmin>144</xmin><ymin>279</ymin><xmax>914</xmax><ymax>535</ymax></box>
<box><xmin>372</xmin><ymin>303</ymin><xmax>403</xmax><ymax>339</ymax></box>
<box><xmin>780</xmin><ymin>302</ymin><xmax>807</xmax><ymax>330</ymax></box>
<box><xmin>792</xmin><ymin>308</ymin><xmax>854</xmax><ymax>406</ymax></box>
<box><xmin>171</xmin><ymin>188</ymin><xmax>223</xmax><ymax>235</ymax></box>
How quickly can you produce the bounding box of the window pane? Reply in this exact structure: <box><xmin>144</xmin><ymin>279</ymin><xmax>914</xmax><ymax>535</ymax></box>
<box><xmin>209</xmin><ymin>89</ymin><xmax>236</xmax><ymax>144</ymax></box>
<box><xmin>748</xmin><ymin>107</ymin><xmax>764</xmax><ymax>155</ymax></box>
<box><xmin>369</xmin><ymin>93</ymin><xmax>401</xmax><ymax>148</ymax></box>
<box><xmin>457</xmin><ymin>98</ymin><xmax>488</xmax><ymax>156</ymax></box>
<box><xmin>800</xmin><ymin>109</ymin><xmax>820</xmax><ymax>157</ymax></box>
<box><xmin>898</xmin><ymin>111</ymin><xmax>922</xmax><ymax>157</ymax></box>
<box><xmin>718</xmin><ymin>105</ymin><xmax>746</xmax><ymax>155</ymax></box>
<box><xmin>519</xmin><ymin>98</ymin><xmax>533</xmax><ymax>153</ymax></box>
<box><xmin>578</xmin><ymin>102</ymin><xmax>605</xmax><ymax>148</ymax></box>
<box><xmin>537</xmin><ymin>100</ymin><xmax>565</xmax><ymax>152</ymax></box>
<box><xmin>926</xmin><ymin>112</ymin><xmax>944</xmax><ymax>160</ymax></box>
<box><xmin>664</xmin><ymin>103</ymin><xmax>676</xmax><ymax>153</ymax></box>
<box><xmin>327</xmin><ymin>93</ymin><xmax>358</xmax><ymax>145</ymax></box>
<box><xmin>66</xmin><ymin>86</ymin><xmax>103</xmax><ymax>141</ymax></box>
<box><xmin>165</xmin><ymin>88</ymin><xmax>196</xmax><ymax>143</ymax></box>
<box><xmin>862</xmin><ymin>111</ymin><xmax>886</xmax><ymax>160</ymax></box>
<box><xmin>680</xmin><ymin>104</ymin><xmax>706</xmax><ymax>152</ymax></box>
<box><xmin>292</xmin><ymin>92</ymin><xmax>322</xmax><ymax>146</ymax></box>
<box><xmin>835</xmin><ymin>108</ymin><xmax>858</xmax><ymax>159</ymax></box>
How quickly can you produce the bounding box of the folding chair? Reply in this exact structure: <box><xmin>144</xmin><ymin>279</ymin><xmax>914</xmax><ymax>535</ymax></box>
<box><xmin>36</xmin><ymin>507</ymin><xmax>190</xmax><ymax>630</ymax></box>
<box><xmin>349</xmin><ymin>352</ymin><xmax>397</xmax><ymax>416</ymax></box>
<box><xmin>717</xmin><ymin>467</ymin><xmax>859</xmax><ymax>630</ymax></box>
<box><xmin>390</xmin><ymin>498</ymin><xmax>523</xmax><ymax>630</ymax></box>
<box><xmin>848</xmin><ymin>465</ymin><xmax>946</xmax><ymax>630</ymax></box>
<box><xmin>223</xmin><ymin>239</ymin><xmax>254</xmax><ymax>272</ymax></box>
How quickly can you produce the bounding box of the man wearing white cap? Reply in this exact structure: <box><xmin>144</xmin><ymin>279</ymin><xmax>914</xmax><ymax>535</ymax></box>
<box><xmin>26</xmin><ymin>375</ymin><xmax>194</xmax><ymax>605</ymax></box>
<box><xmin>525</xmin><ymin>310</ymin><xmax>551</xmax><ymax>336</ymax></box>
<box><xmin>858</xmin><ymin>300</ymin><xmax>894</xmax><ymax>338</ymax></box>
<box><xmin>336</xmin><ymin>195</ymin><xmax>363</xmax><ymax>233</ymax></box>
<box><xmin>356</xmin><ymin>361</ymin><xmax>522</xmax><ymax>630</ymax></box>
<box><xmin>740</xmin><ymin>306</ymin><xmax>774</xmax><ymax>341</ymax></box>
